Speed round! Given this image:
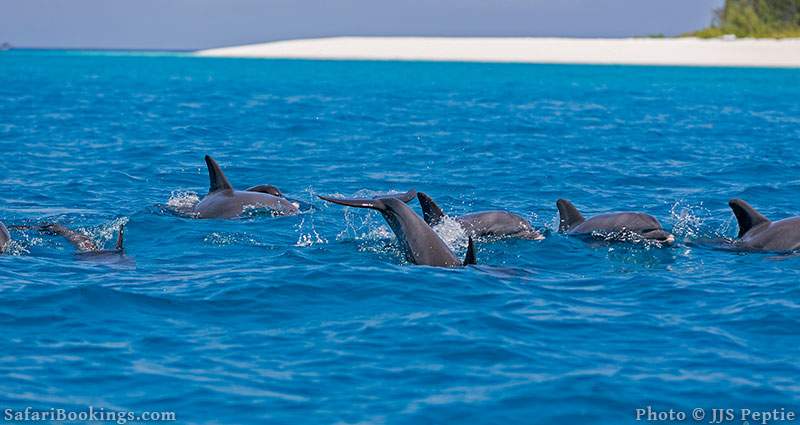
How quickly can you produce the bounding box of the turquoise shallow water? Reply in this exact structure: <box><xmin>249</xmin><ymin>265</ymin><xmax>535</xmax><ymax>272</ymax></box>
<box><xmin>1</xmin><ymin>50</ymin><xmax>800</xmax><ymax>424</ymax></box>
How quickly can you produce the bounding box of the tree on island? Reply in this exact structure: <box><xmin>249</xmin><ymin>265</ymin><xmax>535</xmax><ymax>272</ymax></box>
<box><xmin>689</xmin><ymin>0</ymin><xmax>800</xmax><ymax>38</ymax></box>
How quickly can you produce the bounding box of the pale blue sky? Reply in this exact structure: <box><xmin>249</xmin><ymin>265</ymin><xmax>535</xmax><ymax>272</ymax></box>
<box><xmin>1</xmin><ymin>0</ymin><xmax>724</xmax><ymax>50</ymax></box>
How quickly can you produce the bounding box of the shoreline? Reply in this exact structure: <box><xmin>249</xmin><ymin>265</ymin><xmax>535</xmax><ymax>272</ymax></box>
<box><xmin>196</xmin><ymin>36</ymin><xmax>800</xmax><ymax>68</ymax></box>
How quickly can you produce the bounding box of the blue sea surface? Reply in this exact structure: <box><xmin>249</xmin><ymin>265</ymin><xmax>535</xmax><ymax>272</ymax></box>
<box><xmin>1</xmin><ymin>50</ymin><xmax>799</xmax><ymax>424</ymax></box>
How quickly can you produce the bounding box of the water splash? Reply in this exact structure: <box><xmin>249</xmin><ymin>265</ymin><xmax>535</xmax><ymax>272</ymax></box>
<box><xmin>669</xmin><ymin>200</ymin><xmax>733</xmax><ymax>241</ymax></box>
<box><xmin>431</xmin><ymin>216</ymin><xmax>469</xmax><ymax>251</ymax></box>
<box><xmin>294</xmin><ymin>216</ymin><xmax>328</xmax><ymax>247</ymax></box>
<box><xmin>166</xmin><ymin>190</ymin><xmax>200</xmax><ymax>217</ymax></box>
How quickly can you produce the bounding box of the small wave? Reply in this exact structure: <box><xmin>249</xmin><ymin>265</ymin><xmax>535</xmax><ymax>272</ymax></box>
<box><xmin>203</xmin><ymin>232</ymin><xmax>262</xmax><ymax>247</ymax></box>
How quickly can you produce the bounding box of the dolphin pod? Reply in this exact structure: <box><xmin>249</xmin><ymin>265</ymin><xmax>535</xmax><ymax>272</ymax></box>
<box><xmin>3</xmin><ymin>154</ymin><xmax>800</xmax><ymax>266</ymax></box>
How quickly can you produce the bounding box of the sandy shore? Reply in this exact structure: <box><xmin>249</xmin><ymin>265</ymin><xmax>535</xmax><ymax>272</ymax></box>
<box><xmin>196</xmin><ymin>36</ymin><xmax>800</xmax><ymax>68</ymax></box>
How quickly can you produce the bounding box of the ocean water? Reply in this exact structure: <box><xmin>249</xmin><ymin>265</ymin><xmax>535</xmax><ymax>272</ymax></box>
<box><xmin>1</xmin><ymin>50</ymin><xmax>800</xmax><ymax>424</ymax></box>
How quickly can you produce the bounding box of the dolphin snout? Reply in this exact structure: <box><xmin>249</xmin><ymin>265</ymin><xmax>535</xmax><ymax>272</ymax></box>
<box><xmin>644</xmin><ymin>229</ymin><xmax>675</xmax><ymax>245</ymax></box>
<box><xmin>519</xmin><ymin>229</ymin><xmax>545</xmax><ymax>241</ymax></box>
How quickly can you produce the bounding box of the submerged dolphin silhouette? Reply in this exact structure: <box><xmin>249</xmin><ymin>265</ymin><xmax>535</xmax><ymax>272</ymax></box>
<box><xmin>0</xmin><ymin>222</ymin><xmax>10</xmax><ymax>254</ymax></box>
<box><xmin>37</xmin><ymin>223</ymin><xmax>126</xmax><ymax>258</ymax></box>
<box><xmin>557</xmin><ymin>199</ymin><xmax>675</xmax><ymax>245</ymax></box>
<box><xmin>319</xmin><ymin>190</ymin><xmax>476</xmax><ymax>267</ymax></box>
<box><xmin>728</xmin><ymin>199</ymin><xmax>800</xmax><ymax>252</ymax></box>
<box><xmin>193</xmin><ymin>155</ymin><xmax>299</xmax><ymax>219</ymax></box>
<box><xmin>417</xmin><ymin>192</ymin><xmax>543</xmax><ymax>240</ymax></box>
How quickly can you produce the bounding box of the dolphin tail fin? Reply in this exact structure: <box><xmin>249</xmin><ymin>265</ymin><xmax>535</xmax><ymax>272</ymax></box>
<box><xmin>317</xmin><ymin>189</ymin><xmax>416</xmax><ymax>211</ymax></box>
<box><xmin>115</xmin><ymin>224</ymin><xmax>125</xmax><ymax>251</ymax></box>
<box><xmin>463</xmin><ymin>236</ymin><xmax>477</xmax><ymax>266</ymax></box>
<box><xmin>729</xmin><ymin>199</ymin><xmax>770</xmax><ymax>238</ymax></box>
<box><xmin>557</xmin><ymin>199</ymin><xmax>585</xmax><ymax>232</ymax></box>
<box><xmin>205</xmin><ymin>155</ymin><xmax>234</xmax><ymax>193</ymax></box>
<box><xmin>318</xmin><ymin>195</ymin><xmax>388</xmax><ymax>211</ymax></box>
<box><xmin>245</xmin><ymin>184</ymin><xmax>283</xmax><ymax>197</ymax></box>
<box><xmin>375</xmin><ymin>189</ymin><xmax>416</xmax><ymax>203</ymax></box>
<box><xmin>417</xmin><ymin>192</ymin><xmax>446</xmax><ymax>226</ymax></box>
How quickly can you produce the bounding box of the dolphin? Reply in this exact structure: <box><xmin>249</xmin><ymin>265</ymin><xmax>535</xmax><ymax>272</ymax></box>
<box><xmin>193</xmin><ymin>155</ymin><xmax>300</xmax><ymax>219</ymax></box>
<box><xmin>36</xmin><ymin>223</ymin><xmax>126</xmax><ymax>258</ymax></box>
<box><xmin>557</xmin><ymin>199</ymin><xmax>675</xmax><ymax>245</ymax></box>
<box><xmin>728</xmin><ymin>199</ymin><xmax>800</xmax><ymax>252</ymax></box>
<box><xmin>417</xmin><ymin>192</ymin><xmax>543</xmax><ymax>240</ymax></box>
<box><xmin>319</xmin><ymin>189</ymin><xmax>476</xmax><ymax>267</ymax></box>
<box><xmin>0</xmin><ymin>222</ymin><xmax>10</xmax><ymax>254</ymax></box>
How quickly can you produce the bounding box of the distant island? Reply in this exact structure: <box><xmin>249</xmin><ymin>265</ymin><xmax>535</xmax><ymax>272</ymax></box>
<box><xmin>689</xmin><ymin>0</ymin><xmax>800</xmax><ymax>38</ymax></box>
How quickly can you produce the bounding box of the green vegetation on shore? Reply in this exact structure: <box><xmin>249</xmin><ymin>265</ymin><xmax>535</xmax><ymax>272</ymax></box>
<box><xmin>688</xmin><ymin>0</ymin><xmax>800</xmax><ymax>38</ymax></box>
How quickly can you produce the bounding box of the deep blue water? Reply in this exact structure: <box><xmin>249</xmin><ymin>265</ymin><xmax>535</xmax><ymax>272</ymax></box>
<box><xmin>1</xmin><ymin>50</ymin><xmax>800</xmax><ymax>424</ymax></box>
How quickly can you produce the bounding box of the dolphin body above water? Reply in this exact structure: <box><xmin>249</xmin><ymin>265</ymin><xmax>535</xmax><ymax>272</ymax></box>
<box><xmin>728</xmin><ymin>199</ymin><xmax>800</xmax><ymax>252</ymax></box>
<box><xmin>0</xmin><ymin>222</ymin><xmax>10</xmax><ymax>254</ymax></box>
<box><xmin>416</xmin><ymin>192</ymin><xmax>543</xmax><ymax>240</ymax></box>
<box><xmin>557</xmin><ymin>199</ymin><xmax>675</xmax><ymax>245</ymax></box>
<box><xmin>319</xmin><ymin>189</ymin><xmax>477</xmax><ymax>267</ymax></box>
<box><xmin>193</xmin><ymin>155</ymin><xmax>300</xmax><ymax>219</ymax></box>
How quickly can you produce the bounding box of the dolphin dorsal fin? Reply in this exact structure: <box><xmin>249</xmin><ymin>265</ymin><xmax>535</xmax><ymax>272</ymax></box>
<box><xmin>205</xmin><ymin>155</ymin><xmax>233</xmax><ymax>193</ymax></box>
<box><xmin>115</xmin><ymin>224</ymin><xmax>125</xmax><ymax>251</ymax></box>
<box><xmin>417</xmin><ymin>192</ymin><xmax>446</xmax><ymax>225</ymax></box>
<box><xmin>557</xmin><ymin>199</ymin><xmax>585</xmax><ymax>232</ymax></box>
<box><xmin>729</xmin><ymin>199</ymin><xmax>770</xmax><ymax>238</ymax></box>
<box><xmin>463</xmin><ymin>236</ymin><xmax>477</xmax><ymax>266</ymax></box>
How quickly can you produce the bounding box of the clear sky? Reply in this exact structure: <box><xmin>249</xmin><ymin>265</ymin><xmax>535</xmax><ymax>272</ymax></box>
<box><xmin>1</xmin><ymin>0</ymin><xmax>724</xmax><ymax>50</ymax></box>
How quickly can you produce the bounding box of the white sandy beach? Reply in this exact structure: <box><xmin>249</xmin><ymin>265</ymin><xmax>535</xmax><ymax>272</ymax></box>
<box><xmin>196</xmin><ymin>36</ymin><xmax>800</xmax><ymax>68</ymax></box>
